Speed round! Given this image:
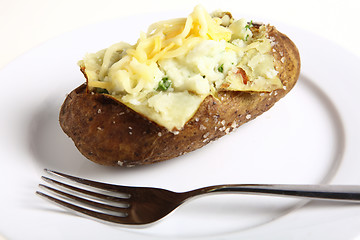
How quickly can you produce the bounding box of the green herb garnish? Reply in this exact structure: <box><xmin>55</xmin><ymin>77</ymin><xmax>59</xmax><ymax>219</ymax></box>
<box><xmin>245</xmin><ymin>34</ymin><xmax>249</xmax><ymax>41</ymax></box>
<box><xmin>96</xmin><ymin>88</ymin><xmax>109</xmax><ymax>94</ymax></box>
<box><xmin>218</xmin><ymin>64</ymin><xmax>224</xmax><ymax>73</ymax></box>
<box><xmin>157</xmin><ymin>77</ymin><xmax>172</xmax><ymax>91</ymax></box>
<box><xmin>245</xmin><ymin>20</ymin><xmax>253</xmax><ymax>30</ymax></box>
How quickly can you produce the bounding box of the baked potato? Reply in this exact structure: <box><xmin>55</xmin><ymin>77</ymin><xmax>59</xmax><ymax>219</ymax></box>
<box><xmin>59</xmin><ymin>6</ymin><xmax>300</xmax><ymax>167</ymax></box>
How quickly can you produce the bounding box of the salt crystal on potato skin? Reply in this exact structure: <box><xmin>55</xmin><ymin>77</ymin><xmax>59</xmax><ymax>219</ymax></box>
<box><xmin>59</xmin><ymin>25</ymin><xmax>300</xmax><ymax>167</ymax></box>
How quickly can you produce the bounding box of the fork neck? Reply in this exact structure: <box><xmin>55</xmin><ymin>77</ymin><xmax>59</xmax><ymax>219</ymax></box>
<box><xmin>181</xmin><ymin>185</ymin><xmax>230</xmax><ymax>199</ymax></box>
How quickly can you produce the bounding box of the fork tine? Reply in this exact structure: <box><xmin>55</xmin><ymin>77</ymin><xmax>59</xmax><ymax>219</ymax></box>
<box><xmin>41</xmin><ymin>176</ymin><xmax>130</xmax><ymax>204</ymax></box>
<box><xmin>44</xmin><ymin>169</ymin><xmax>132</xmax><ymax>195</ymax></box>
<box><xmin>36</xmin><ymin>191</ymin><xmax>133</xmax><ymax>224</ymax></box>
<box><xmin>38</xmin><ymin>184</ymin><xmax>128</xmax><ymax>213</ymax></box>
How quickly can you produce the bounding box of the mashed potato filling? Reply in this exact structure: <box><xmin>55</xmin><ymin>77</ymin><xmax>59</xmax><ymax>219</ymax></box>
<box><xmin>79</xmin><ymin>5</ymin><xmax>282</xmax><ymax>131</ymax></box>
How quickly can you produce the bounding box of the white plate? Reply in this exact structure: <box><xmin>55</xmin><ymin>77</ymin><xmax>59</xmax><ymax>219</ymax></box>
<box><xmin>1</xmin><ymin>11</ymin><xmax>360</xmax><ymax>240</ymax></box>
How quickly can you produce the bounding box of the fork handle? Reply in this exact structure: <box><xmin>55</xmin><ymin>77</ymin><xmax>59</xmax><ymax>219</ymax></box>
<box><xmin>191</xmin><ymin>184</ymin><xmax>360</xmax><ymax>202</ymax></box>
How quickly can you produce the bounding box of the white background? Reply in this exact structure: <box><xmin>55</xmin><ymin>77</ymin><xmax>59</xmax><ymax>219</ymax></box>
<box><xmin>1</xmin><ymin>0</ymin><xmax>360</xmax><ymax>70</ymax></box>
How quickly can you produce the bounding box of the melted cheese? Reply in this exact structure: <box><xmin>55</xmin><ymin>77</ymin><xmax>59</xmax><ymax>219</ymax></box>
<box><xmin>78</xmin><ymin>5</ymin><xmax>282</xmax><ymax>131</ymax></box>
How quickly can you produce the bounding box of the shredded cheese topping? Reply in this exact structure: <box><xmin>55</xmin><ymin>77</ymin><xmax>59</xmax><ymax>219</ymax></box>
<box><xmin>79</xmin><ymin>5</ymin><xmax>282</xmax><ymax>131</ymax></box>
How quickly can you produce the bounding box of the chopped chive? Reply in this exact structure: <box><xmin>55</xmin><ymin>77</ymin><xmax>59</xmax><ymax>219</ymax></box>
<box><xmin>218</xmin><ymin>64</ymin><xmax>224</xmax><ymax>73</ymax></box>
<box><xmin>245</xmin><ymin>20</ymin><xmax>254</xmax><ymax>30</ymax></box>
<box><xmin>157</xmin><ymin>77</ymin><xmax>172</xmax><ymax>91</ymax></box>
<box><xmin>96</xmin><ymin>88</ymin><xmax>109</xmax><ymax>94</ymax></box>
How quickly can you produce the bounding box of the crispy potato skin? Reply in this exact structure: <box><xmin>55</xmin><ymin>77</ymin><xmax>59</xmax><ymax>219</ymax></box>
<box><xmin>59</xmin><ymin>26</ymin><xmax>300</xmax><ymax>167</ymax></box>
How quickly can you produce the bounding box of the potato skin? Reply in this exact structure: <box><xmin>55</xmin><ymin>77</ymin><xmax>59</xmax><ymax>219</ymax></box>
<box><xmin>59</xmin><ymin>25</ymin><xmax>300</xmax><ymax>167</ymax></box>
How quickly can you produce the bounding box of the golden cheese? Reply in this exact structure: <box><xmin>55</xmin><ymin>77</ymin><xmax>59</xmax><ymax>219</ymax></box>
<box><xmin>78</xmin><ymin>5</ymin><xmax>282</xmax><ymax>131</ymax></box>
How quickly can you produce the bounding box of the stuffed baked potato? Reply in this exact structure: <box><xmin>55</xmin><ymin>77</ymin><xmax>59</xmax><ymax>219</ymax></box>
<box><xmin>59</xmin><ymin>6</ymin><xmax>300</xmax><ymax>167</ymax></box>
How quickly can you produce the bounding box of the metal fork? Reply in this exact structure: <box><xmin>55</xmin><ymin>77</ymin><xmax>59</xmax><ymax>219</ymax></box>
<box><xmin>36</xmin><ymin>169</ymin><xmax>360</xmax><ymax>225</ymax></box>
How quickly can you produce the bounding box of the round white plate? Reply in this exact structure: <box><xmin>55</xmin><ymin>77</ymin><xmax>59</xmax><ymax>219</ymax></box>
<box><xmin>1</xmin><ymin>11</ymin><xmax>360</xmax><ymax>240</ymax></box>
